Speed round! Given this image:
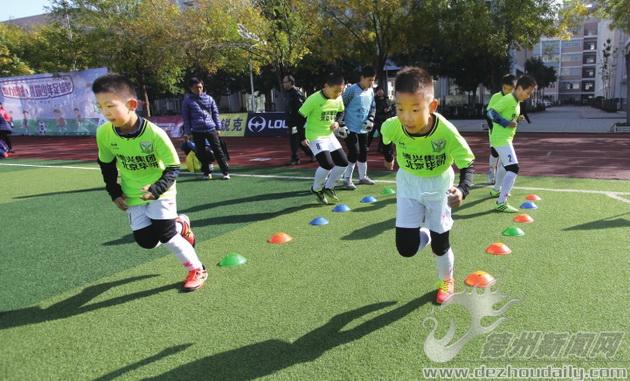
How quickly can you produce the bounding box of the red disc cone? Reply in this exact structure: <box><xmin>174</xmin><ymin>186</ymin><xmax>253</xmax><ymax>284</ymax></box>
<box><xmin>513</xmin><ymin>214</ymin><xmax>534</xmax><ymax>223</ymax></box>
<box><xmin>526</xmin><ymin>194</ymin><xmax>541</xmax><ymax>201</ymax></box>
<box><xmin>465</xmin><ymin>271</ymin><xmax>496</xmax><ymax>288</ymax></box>
<box><xmin>267</xmin><ymin>232</ymin><xmax>293</xmax><ymax>244</ymax></box>
<box><xmin>485</xmin><ymin>242</ymin><xmax>511</xmax><ymax>255</ymax></box>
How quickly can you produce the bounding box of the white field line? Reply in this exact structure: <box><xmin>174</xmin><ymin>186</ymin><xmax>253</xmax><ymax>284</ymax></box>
<box><xmin>2</xmin><ymin>162</ymin><xmax>630</xmax><ymax>199</ymax></box>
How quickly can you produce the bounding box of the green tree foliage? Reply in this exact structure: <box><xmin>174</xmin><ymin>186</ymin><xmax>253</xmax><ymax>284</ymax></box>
<box><xmin>402</xmin><ymin>0</ymin><xmax>559</xmax><ymax>104</ymax></box>
<box><xmin>0</xmin><ymin>24</ymin><xmax>34</xmax><ymax>76</ymax></box>
<box><xmin>525</xmin><ymin>56</ymin><xmax>557</xmax><ymax>103</ymax></box>
<box><xmin>318</xmin><ymin>0</ymin><xmax>412</xmax><ymax>83</ymax></box>
<box><xmin>48</xmin><ymin>0</ymin><xmax>187</xmax><ymax>116</ymax></box>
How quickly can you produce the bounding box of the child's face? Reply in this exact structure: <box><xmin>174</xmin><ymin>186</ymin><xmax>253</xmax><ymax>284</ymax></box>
<box><xmin>515</xmin><ymin>85</ymin><xmax>536</xmax><ymax>102</ymax></box>
<box><xmin>502</xmin><ymin>84</ymin><xmax>514</xmax><ymax>94</ymax></box>
<box><xmin>395</xmin><ymin>90</ymin><xmax>438</xmax><ymax>134</ymax></box>
<box><xmin>323</xmin><ymin>83</ymin><xmax>344</xmax><ymax>99</ymax></box>
<box><xmin>95</xmin><ymin>92</ymin><xmax>138</xmax><ymax>127</ymax></box>
<box><xmin>359</xmin><ymin>76</ymin><xmax>376</xmax><ymax>91</ymax></box>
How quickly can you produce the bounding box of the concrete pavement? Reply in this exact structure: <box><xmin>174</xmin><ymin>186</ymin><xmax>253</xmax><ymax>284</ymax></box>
<box><xmin>451</xmin><ymin>105</ymin><xmax>628</xmax><ymax>133</ymax></box>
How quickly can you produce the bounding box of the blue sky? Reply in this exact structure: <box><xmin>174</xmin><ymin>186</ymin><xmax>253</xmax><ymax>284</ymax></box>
<box><xmin>2</xmin><ymin>0</ymin><xmax>50</xmax><ymax>22</ymax></box>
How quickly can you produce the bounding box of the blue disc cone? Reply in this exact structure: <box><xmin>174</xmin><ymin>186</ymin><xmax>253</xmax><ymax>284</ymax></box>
<box><xmin>361</xmin><ymin>195</ymin><xmax>377</xmax><ymax>203</ymax></box>
<box><xmin>332</xmin><ymin>204</ymin><xmax>351</xmax><ymax>212</ymax></box>
<box><xmin>520</xmin><ymin>201</ymin><xmax>538</xmax><ymax>209</ymax></box>
<box><xmin>309</xmin><ymin>216</ymin><xmax>329</xmax><ymax>225</ymax></box>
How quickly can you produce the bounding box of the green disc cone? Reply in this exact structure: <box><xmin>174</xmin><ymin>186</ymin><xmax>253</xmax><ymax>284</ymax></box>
<box><xmin>382</xmin><ymin>187</ymin><xmax>396</xmax><ymax>195</ymax></box>
<box><xmin>502</xmin><ymin>226</ymin><xmax>525</xmax><ymax>237</ymax></box>
<box><xmin>218</xmin><ymin>252</ymin><xmax>247</xmax><ymax>268</ymax></box>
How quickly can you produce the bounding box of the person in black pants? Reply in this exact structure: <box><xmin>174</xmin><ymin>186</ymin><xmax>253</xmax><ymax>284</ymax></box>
<box><xmin>367</xmin><ymin>87</ymin><xmax>393</xmax><ymax>152</ymax></box>
<box><xmin>181</xmin><ymin>78</ymin><xmax>229</xmax><ymax>180</ymax></box>
<box><xmin>282</xmin><ymin>75</ymin><xmax>313</xmax><ymax>165</ymax></box>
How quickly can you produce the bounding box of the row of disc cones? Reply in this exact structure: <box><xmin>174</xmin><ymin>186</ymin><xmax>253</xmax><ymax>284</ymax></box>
<box><xmin>218</xmin><ymin>187</ymin><xmax>397</xmax><ymax>267</ymax></box>
<box><xmin>465</xmin><ymin>194</ymin><xmax>541</xmax><ymax>288</ymax></box>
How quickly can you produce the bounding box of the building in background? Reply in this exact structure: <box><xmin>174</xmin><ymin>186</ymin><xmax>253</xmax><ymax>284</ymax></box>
<box><xmin>519</xmin><ymin>17</ymin><xmax>628</xmax><ymax>106</ymax></box>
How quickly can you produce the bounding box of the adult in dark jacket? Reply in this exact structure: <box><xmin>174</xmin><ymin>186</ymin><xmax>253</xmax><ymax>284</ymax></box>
<box><xmin>282</xmin><ymin>75</ymin><xmax>313</xmax><ymax>165</ymax></box>
<box><xmin>367</xmin><ymin>87</ymin><xmax>393</xmax><ymax>150</ymax></box>
<box><xmin>182</xmin><ymin>78</ymin><xmax>229</xmax><ymax>180</ymax></box>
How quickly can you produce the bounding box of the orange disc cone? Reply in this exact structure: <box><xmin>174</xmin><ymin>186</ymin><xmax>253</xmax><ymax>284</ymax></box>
<box><xmin>513</xmin><ymin>214</ymin><xmax>534</xmax><ymax>223</ymax></box>
<box><xmin>526</xmin><ymin>194</ymin><xmax>541</xmax><ymax>201</ymax></box>
<box><xmin>485</xmin><ymin>242</ymin><xmax>511</xmax><ymax>255</ymax></box>
<box><xmin>465</xmin><ymin>271</ymin><xmax>496</xmax><ymax>288</ymax></box>
<box><xmin>267</xmin><ymin>232</ymin><xmax>293</xmax><ymax>244</ymax></box>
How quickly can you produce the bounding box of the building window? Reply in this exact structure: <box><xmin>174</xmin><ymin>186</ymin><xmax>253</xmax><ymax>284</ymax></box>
<box><xmin>561</xmin><ymin>67</ymin><xmax>580</xmax><ymax>76</ymax></box>
<box><xmin>582</xmin><ymin>68</ymin><xmax>595</xmax><ymax>78</ymax></box>
<box><xmin>582</xmin><ymin>81</ymin><xmax>595</xmax><ymax>92</ymax></box>
<box><xmin>562</xmin><ymin>53</ymin><xmax>582</xmax><ymax>62</ymax></box>
<box><xmin>583</xmin><ymin>54</ymin><xmax>596</xmax><ymax>64</ymax></box>
<box><xmin>561</xmin><ymin>82</ymin><xmax>581</xmax><ymax>90</ymax></box>
<box><xmin>562</xmin><ymin>40</ymin><xmax>581</xmax><ymax>50</ymax></box>
<box><xmin>583</xmin><ymin>41</ymin><xmax>596</xmax><ymax>51</ymax></box>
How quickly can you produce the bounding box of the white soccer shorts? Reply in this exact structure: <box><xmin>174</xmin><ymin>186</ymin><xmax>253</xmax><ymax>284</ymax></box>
<box><xmin>308</xmin><ymin>134</ymin><xmax>342</xmax><ymax>156</ymax></box>
<box><xmin>127</xmin><ymin>198</ymin><xmax>178</xmax><ymax>231</ymax></box>
<box><xmin>395</xmin><ymin>167</ymin><xmax>454</xmax><ymax>234</ymax></box>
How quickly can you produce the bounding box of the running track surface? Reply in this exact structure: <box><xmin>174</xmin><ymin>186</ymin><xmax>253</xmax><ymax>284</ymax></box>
<box><xmin>5</xmin><ymin>133</ymin><xmax>630</xmax><ymax>180</ymax></box>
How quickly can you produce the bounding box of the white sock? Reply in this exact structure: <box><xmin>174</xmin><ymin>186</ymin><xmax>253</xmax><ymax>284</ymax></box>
<box><xmin>313</xmin><ymin>167</ymin><xmax>330</xmax><ymax>191</ymax></box>
<box><xmin>494</xmin><ymin>165</ymin><xmax>506</xmax><ymax>192</ymax></box>
<box><xmin>344</xmin><ymin>162</ymin><xmax>356</xmax><ymax>181</ymax></box>
<box><xmin>489</xmin><ymin>155</ymin><xmax>498</xmax><ymax>175</ymax></box>
<box><xmin>164</xmin><ymin>234</ymin><xmax>202</xmax><ymax>271</ymax></box>
<box><xmin>175</xmin><ymin>220</ymin><xmax>183</xmax><ymax>234</ymax></box>
<box><xmin>498</xmin><ymin>171</ymin><xmax>518</xmax><ymax>203</ymax></box>
<box><xmin>325</xmin><ymin>166</ymin><xmax>347</xmax><ymax>189</ymax></box>
<box><xmin>357</xmin><ymin>161</ymin><xmax>368</xmax><ymax>179</ymax></box>
<box><xmin>436</xmin><ymin>248</ymin><xmax>454</xmax><ymax>280</ymax></box>
<box><xmin>419</xmin><ymin>227</ymin><xmax>431</xmax><ymax>252</ymax></box>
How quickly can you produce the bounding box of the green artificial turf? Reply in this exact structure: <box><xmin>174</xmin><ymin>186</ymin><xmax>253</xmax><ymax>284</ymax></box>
<box><xmin>1</xmin><ymin>159</ymin><xmax>629</xmax><ymax>380</ymax></box>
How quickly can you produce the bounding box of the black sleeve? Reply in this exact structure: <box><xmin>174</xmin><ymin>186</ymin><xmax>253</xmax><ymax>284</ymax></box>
<box><xmin>335</xmin><ymin>111</ymin><xmax>345</xmax><ymax>126</ymax></box>
<box><xmin>97</xmin><ymin>158</ymin><xmax>123</xmax><ymax>201</ymax></box>
<box><xmin>456</xmin><ymin>163</ymin><xmax>475</xmax><ymax>199</ymax></box>
<box><xmin>296</xmin><ymin>109</ymin><xmax>307</xmax><ymax>141</ymax></box>
<box><xmin>297</xmin><ymin>122</ymin><xmax>306</xmax><ymax>141</ymax></box>
<box><xmin>382</xmin><ymin>142</ymin><xmax>394</xmax><ymax>162</ymax></box>
<box><xmin>147</xmin><ymin>166</ymin><xmax>180</xmax><ymax>199</ymax></box>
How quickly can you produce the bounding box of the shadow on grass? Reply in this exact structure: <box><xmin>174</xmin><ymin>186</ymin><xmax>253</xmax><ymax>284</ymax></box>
<box><xmin>13</xmin><ymin>187</ymin><xmax>103</xmax><ymax>199</ymax></box>
<box><xmin>563</xmin><ymin>213</ymin><xmax>630</xmax><ymax>231</ymax></box>
<box><xmin>341</xmin><ymin>218</ymin><xmax>395</xmax><ymax>241</ymax></box>
<box><xmin>94</xmin><ymin>344</ymin><xmax>193</xmax><ymax>381</ymax></box>
<box><xmin>102</xmin><ymin>203</ymin><xmax>321</xmax><ymax>246</ymax></box>
<box><xmin>0</xmin><ymin>275</ymin><xmax>178</xmax><ymax>330</ymax></box>
<box><xmin>146</xmin><ymin>292</ymin><xmax>434</xmax><ymax>380</ymax></box>
<box><xmin>179</xmin><ymin>190</ymin><xmax>311</xmax><ymax>214</ymax></box>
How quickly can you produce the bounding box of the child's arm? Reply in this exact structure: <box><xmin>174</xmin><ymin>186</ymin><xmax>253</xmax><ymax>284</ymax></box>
<box><xmin>97</xmin><ymin>158</ymin><xmax>126</xmax><ymax>210</ymax></box>
<box><xmin>142</xmin><ymin>132</ymin><xmax>181</xmax><ymax>200</ymax></box>
<box><xmin>487</xmin><ymin>109</ymin><xmax>516</xmax><ymax>128</ymax></box>
<box><xmin>142</xmin><ymin>166</ymin><xmax>180</xmax><ymax>200</ymax></box>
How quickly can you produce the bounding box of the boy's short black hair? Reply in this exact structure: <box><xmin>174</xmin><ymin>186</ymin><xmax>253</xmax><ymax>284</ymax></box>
<box><xmin>324</xmin><ymin>72</ymin><xmax>344</xmax><ymax>86</ymax></box>
<box><xmin>92</xmin><ymin>74</ymin><xmax>137</xmax><ymax>98</ymax></box>
<box><xmin>395</xmin><ymin>67</ymin><xmax>434</xmax><ymax>97</ymax></box>
<box><xmin>283</xmin><ymin>74</ymin><xmax>295</xmax><ymax>85</ymax></box>
<box><xmin>188</xmin><ymin>77</ymin><xmax>203</xmax><ymax>87</ymax></box>
<box><xmin>516</xmin><ymin>75</ymin><xmax>537</xmax><ymax>89</ymax></box>
<box><xmin>502</xmin><ymin>74</ymin><xmax>516</xmax><ymax>86</ymax></box>
<box><xmin>360</xmin><ymin>66</ymin><xmax>376</xmax><ymax>78</ymax></box>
